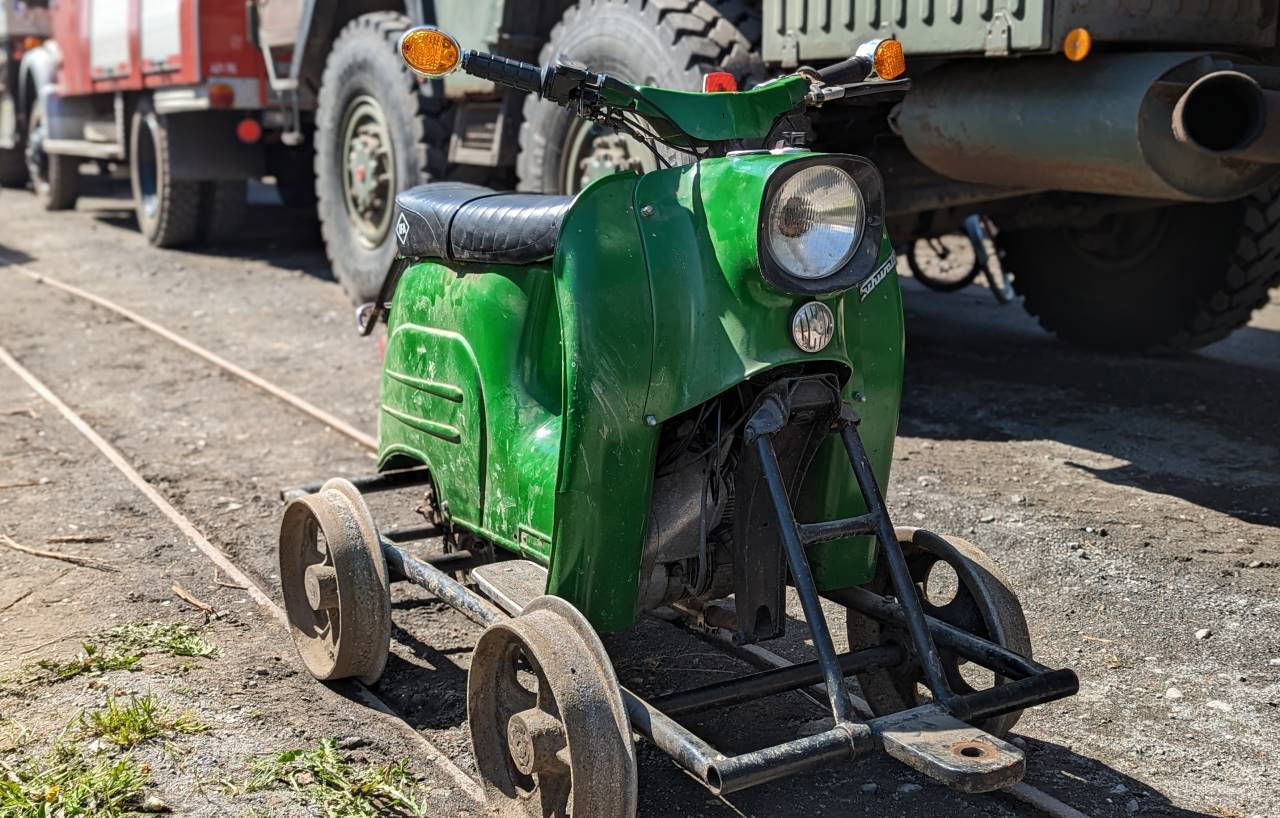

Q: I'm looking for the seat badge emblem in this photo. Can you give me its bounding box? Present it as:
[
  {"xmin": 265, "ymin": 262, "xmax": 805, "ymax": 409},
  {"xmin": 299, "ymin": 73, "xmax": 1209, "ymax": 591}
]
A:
[{"xmin": 395, "ymin": 212, "xmax": 411, "ymax": 246}]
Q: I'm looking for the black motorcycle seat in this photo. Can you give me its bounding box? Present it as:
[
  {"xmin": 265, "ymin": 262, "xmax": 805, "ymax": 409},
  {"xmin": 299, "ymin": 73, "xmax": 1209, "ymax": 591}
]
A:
[{"xmin": 393, "ymin": 182, "xmax": 573, "ymax": 265}]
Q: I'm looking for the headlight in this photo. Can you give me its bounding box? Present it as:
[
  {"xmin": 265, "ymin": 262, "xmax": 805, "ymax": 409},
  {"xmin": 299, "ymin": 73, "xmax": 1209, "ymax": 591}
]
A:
[
  {"xmin": 756, "ymin": 156, "xmax": 887, "ymax": 296},
  {"xmin": 765, "ymin": 165, "xmax": 864, "ymax": 280}
]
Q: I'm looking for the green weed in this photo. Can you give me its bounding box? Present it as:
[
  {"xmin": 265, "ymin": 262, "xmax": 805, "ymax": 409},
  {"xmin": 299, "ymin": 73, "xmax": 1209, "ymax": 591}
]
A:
[
  {"xmin": 106, "ymin": 621, "xmax": 219, "ymax": 658},
  {"xmin": 33, "ymin": 641, "xmax": 141, "ymax": 682},
  {"xmin": 236, "ymin": 740, "xmax": 430, "ymax": 817},
  {"xmin": 0, "ymin": 747, "xmax": 150, "ymax": 817},
  {"xmin": 77, "ymin": 693, "xmax": 208, "ymax": 749},
  {"xmin": 14, "ymin": 620, "xmax": 218, "ymax": 689}
]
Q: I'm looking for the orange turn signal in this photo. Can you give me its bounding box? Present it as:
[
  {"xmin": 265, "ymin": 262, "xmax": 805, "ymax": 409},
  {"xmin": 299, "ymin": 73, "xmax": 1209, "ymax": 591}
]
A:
[
  {"xmin": 400, "ymin": 27, "xmax": 462, "ymax": 78},
  {"xmin": 874, "ymin": 39, "xmax": 906, "ymax": 80},
  {"xmin": 1063, "ymin": 28, "xmax": 1092, "ymax": 62},
  {"xmin": 208, "ymin": 83, "xmax": 235, "ymax": 109}
]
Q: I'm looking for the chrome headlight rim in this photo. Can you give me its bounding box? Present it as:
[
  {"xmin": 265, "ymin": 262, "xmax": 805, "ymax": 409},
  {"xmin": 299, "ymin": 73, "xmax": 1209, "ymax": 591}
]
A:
[{"xmin": 756, "ymin": 155, "xmax": 887, "ymax": 296}]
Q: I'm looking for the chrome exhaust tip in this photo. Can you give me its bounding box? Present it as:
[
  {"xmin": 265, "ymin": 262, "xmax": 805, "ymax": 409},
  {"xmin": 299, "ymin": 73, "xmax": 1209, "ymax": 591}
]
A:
[{"xmin": 1172, "ymin": 70, "xmax": 1279, "ymax": 164}]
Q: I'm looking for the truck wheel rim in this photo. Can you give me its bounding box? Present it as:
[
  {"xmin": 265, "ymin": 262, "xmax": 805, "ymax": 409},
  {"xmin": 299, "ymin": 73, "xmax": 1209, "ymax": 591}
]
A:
[
  {"xmin": 1063, "ymin": 208, "xmax": 1169, "ymax": 270},
  {"xmin": 135, "ymin": 118, "xmax": 160, "ymax": 219},
  {"xmin": 340, "ymin": 95, "xmax": 396, "ymax": 248},
  {"xmin": 25, "ymin": 108, "xmax": 49, "ymax": 195}
]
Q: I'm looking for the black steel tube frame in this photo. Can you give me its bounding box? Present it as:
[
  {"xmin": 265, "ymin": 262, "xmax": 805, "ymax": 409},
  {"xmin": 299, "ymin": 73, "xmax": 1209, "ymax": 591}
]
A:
[
  {"xmin": 798, "ymin": 512, "xmax": 877, "ymax": 546},
  {"xmin": 837, "ymin": 420, "xmax": 961, "ymax": 713},
  {"xmin": 753, "ymin": 434, "xmax": 858, "ymax": 726},
  {"xmin": 383, "ymin": 524, "xmax": 444, "ymax": 543},
  {"xmin": 380, "ymin": 538, "xmax": 502, "ymax": 629},
  {"xmin": 368, "ymin": 413, "xmax": 1077, "ymax": 796},
  {"xmin": 651, "ymin": 645, "xmax": 902, "ymax": 717},
  {"xmin": 829, "ymin": 584, "xmax": 1080, "ymax": 716}
]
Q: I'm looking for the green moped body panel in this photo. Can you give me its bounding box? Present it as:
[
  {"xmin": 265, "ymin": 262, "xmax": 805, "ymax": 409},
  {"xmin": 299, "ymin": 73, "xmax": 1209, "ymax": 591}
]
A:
[
  {"xmin": 604, "ymin": 76, "xmax": 810, "ymax": 144},
  {"xmin": 380, "ymin": 153, "xmax": 904, "ymax": 633}
]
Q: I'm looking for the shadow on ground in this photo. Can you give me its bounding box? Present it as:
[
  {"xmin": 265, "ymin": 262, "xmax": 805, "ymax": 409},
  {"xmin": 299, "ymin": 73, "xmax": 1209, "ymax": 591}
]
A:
[
  {"xmin": 78, "ymin": 179, "xmax": 332, "ymax": 283},
  {"xmin": 897, "ymin": 278, "xmax": 1280, "ymax": 528}
]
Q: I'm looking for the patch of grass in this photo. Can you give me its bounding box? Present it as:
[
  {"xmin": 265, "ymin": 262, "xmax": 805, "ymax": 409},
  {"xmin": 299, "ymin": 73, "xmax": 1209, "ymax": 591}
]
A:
[
  {"xmin": 236, "ymin": 740, "xmax": 429, "ymax": 817},
  {"xmin": 77, "ymin": 693, "xmax": 208, "ymax": 749},
  {"xmin": 0, "ymin": 746, "xmax": 150, "ymax": 818},
  {"xmin": 12, "ymin": 620, "xmax": 218, "ymax": 690},
  {"xmin": 106, "ymin": 621, "xmax": 219, "ymax": 658},
  {"xmin": 33, "ymin": 641, "xmax": 142, "ymax": 682}
]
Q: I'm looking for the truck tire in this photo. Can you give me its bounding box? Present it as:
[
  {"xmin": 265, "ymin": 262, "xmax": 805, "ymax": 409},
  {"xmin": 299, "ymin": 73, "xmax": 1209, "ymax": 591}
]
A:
[
  {"xmin": 269, "ymin": 141, "xmax": 317, "ymax": 209},
  {"xmin": 1003, "ymin": 190, "xmax": 1280, "ymax": 353},
  {"xmin": 517, "ymin": 0, "xmax": 763, "ymax": 194},
  {"xmin": 198, "ymin": 180, "xmax": 246, "ymax": 244},
  {"xmin": 130, "ymin": 107, "xmax": 201, "ymax": 248},
  {"xmin": 314, "ymin": 12, "xmax": 450, "ymax": 304},
  {"xmin": 0, "ymin": 148, "xmax": 27, "ymax": 187},
  {"xmin": 26, "ymin": 102, "xmax": 78, "ymax": 210}
]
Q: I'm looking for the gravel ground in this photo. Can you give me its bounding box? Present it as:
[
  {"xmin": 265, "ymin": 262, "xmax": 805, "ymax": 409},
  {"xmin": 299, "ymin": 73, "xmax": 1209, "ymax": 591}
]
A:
[{"xmin": 0, "ymin": 185, "xmax": 1277, "ymax": 817}]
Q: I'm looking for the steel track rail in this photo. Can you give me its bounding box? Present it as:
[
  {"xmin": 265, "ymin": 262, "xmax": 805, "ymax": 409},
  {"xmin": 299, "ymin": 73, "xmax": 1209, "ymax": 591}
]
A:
[
  {"xmin": 0, "ymin": 260, "xmax": 1092, "ymax": 818},
  {"xmin": 2, "ymin": 256, "xmax": 376, "ymax": 451},
  {"xmin": 0, "ymin": 343, "xmax": 484, "ymax": 805}
]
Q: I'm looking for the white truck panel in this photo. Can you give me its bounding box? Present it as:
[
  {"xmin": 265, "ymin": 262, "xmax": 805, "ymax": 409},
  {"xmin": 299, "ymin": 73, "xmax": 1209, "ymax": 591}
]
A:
[
  {"xmin": 141, "ymin": 0, "xmax": 183, "ymax": 72},
  {"xmin": 90, "ymin": 0, "xmax": 131, "ymax": 78}
]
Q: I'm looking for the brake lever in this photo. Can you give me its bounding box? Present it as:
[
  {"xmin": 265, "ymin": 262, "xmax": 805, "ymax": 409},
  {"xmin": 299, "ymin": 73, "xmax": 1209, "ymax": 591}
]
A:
[{"xmin": 806, "ymin": 77, "xmax": 912, "ymax": 105}]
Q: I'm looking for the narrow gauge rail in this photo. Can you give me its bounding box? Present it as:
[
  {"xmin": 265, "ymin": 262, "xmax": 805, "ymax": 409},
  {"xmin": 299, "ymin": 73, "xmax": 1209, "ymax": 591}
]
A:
[{"xmin": 0, "ymin": 257, "xmax": 1090, "ymax": 818}]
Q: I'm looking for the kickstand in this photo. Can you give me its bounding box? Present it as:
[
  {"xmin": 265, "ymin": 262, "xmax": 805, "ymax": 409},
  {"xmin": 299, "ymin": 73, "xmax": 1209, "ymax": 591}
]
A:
[{"xmin": 963, "ymin": 214, "xmax": 1015, "ymax": 305}]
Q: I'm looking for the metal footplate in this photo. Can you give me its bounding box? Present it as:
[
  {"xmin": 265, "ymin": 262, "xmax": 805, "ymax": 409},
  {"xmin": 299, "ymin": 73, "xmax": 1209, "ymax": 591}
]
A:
[
  {"xmin": 872, "ymin": 704, "xmax": 1025, "ymax": 793},
  {"xmin": 472, "ymin": 560, "xmax": 548, "ymax": 615}
]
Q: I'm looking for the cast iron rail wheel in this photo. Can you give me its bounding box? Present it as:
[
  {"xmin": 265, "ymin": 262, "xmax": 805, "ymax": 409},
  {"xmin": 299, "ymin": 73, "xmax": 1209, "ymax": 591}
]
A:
[
  {"xmin": 469, "ymin": 595, "xmax": 638, "ymax": 817},
  {"xmin": 25, "ymin": 101, "xmax": 78, "ymax": 211},
  {"xmin": 1003, "ymin": 189, "xmax": 1280, "ymax": 352},
  {"xmin": 517, "ymin": 0, "xmax": 763, "ymax": 194},
  {"xmin": 847, "ymin": 528, "xmax": 1033, "ymax": 738},
  {"xmin": 130, "ymin": 105, "xmax": 202, "ymax": 247},
  {"xmin": 314, "ymin": 12, "xmax": 455, "ymax": 304},
  {"xmin": 279, "ymin": 478, "xmax": 391, "ymax": 685}
]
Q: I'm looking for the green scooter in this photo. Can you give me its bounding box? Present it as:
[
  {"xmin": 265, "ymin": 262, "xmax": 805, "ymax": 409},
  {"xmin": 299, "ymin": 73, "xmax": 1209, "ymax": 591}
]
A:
[{"xmin": 279, "ymin": 27, "xmax": 1078, "ymax": 815}]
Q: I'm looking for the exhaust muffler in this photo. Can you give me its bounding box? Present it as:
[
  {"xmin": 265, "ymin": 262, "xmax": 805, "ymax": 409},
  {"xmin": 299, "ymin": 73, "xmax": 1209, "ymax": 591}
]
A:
[{"xmin": 898, "ymin": 53, "xmax": 1280, "ymax": 202}]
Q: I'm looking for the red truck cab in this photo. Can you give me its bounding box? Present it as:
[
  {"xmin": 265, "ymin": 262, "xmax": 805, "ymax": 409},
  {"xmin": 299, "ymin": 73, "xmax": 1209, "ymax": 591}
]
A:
[{"xmin": 20, "ymin": 0, "xmax": 274, "ymax": 246}]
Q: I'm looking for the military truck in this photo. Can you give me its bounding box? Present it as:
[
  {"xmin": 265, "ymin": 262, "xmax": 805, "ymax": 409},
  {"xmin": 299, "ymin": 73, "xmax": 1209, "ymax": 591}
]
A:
[{"xmin": 238, "ymin": 2, "xmax": 1280, "ymax": 351}]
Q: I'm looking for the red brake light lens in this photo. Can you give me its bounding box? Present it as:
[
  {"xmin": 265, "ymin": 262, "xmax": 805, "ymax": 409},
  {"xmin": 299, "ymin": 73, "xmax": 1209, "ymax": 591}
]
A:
[{"xmin": 702, "ymin": 72, "xmax": 738, "ymax": 93}]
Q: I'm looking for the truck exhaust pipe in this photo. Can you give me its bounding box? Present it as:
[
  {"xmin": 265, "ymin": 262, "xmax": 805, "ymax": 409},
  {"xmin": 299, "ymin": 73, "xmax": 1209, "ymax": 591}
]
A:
[
  {"xmin": 1173, "ymin": 70, "xmax": 1280, "ymax": 165},
  {"xmin": 898, "ymin": 53, "xmax": 1280, "ymax": 202}
]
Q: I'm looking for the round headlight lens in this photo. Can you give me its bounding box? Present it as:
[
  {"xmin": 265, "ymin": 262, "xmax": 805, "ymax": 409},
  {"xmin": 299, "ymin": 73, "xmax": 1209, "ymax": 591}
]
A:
[{"xmin": 766, "ymin": 166, "xmax": 863, "ymax": 280}]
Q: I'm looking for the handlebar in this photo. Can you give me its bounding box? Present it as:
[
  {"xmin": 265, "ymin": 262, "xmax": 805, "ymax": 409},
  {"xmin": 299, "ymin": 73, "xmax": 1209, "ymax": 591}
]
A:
[
  {"xmin": 816, "ymin": 55, "xmax": 873, "ymax": 86},
  {"xmin": 461, "ymin": 51, "xmax": 545, "ymax": 96}
]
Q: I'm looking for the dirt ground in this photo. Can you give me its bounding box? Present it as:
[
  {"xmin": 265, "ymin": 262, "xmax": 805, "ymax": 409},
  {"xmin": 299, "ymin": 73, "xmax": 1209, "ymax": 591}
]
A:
[{"xmin": 0, "ymin": 184, "xmax": 1277, "ymax": 818}]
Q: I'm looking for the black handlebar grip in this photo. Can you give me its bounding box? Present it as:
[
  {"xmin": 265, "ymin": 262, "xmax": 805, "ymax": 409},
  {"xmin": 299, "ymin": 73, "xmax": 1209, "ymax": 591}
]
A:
[
  {"xmin": 817, "ymin": 55, "xmax": 872, "ymax": 86},
  {"xmin": 461, "ymin": 51, "xmax": 544, "ymax": 96}
]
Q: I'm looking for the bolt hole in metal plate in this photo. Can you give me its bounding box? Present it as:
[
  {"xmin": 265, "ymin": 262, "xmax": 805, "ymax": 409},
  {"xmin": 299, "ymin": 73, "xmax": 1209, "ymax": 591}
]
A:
[
  {"xmin": 874, "ymin": 704, "xmax": 1024, "ymax": 793},
  {"xmin": 278, "ymin": 478, "xmax": 391, "ymax": 685}
]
